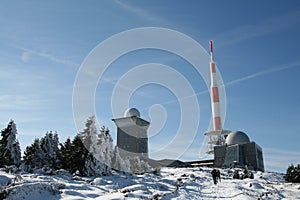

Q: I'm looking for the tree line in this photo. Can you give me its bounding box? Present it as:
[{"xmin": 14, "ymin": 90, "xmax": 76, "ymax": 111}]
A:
[{"xmin": 0, "ymin": 117, "xmax": 151, "ymax": 176}]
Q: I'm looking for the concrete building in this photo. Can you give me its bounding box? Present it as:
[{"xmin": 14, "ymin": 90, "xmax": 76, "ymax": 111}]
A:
[
  {"xmin": 112, "ymin": 108, "xmax": 150, "ymax": 158},
  {"xmin": 214, "ymin": 131, "xmax": 264, "ymax": 171}
]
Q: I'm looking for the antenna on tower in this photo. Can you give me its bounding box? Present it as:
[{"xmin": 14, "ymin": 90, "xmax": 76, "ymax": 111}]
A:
[
  {"xmin": 204, "ymin": 40, "xmax": 230, "ymax": 154},
  {"xmin": 210, "ymin": 40, "xmax": 214, "ymax": 61}
]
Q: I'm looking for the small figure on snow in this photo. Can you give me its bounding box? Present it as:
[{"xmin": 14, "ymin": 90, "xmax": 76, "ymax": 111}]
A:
[{"xmin": 211, "ymin": 169, "xmax": 221, "ymax": 185}]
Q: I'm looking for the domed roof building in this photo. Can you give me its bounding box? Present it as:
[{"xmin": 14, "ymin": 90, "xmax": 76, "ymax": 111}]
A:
[
  {"xmin": 112, "ymin": 108, "xmax": 150, "ymax": 158},
  {"xmin": 214, "ymin": 130, "xmax": 264, "ymax": 171}
]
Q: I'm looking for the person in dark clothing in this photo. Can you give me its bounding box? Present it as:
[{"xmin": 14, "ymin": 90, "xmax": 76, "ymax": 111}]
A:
[
  {"xmin": 211, "ymin": 169, "xmax": 221, "ymax": 185},
  {"xmin": 216, "ymin": 169, "xmax": 221, "ymax": 182}
]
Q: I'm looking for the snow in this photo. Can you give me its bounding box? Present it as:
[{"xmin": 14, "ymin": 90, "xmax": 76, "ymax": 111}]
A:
[
  {"xmin": 1, "ymin": 167, "xmax": 300, "ymax": 199},
  {"xmin": 0, "ymin": 175, "xmax": 12, "ymax": 186}
]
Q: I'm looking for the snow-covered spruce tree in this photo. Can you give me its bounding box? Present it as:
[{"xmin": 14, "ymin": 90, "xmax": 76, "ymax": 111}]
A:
[
  {"xmin": 94, "ymin": 126, "xmax": 114, "ymax": 173},
  {"xmin": 80, "ymin": 116, "xmax": 114, "ymax": 176},
  {"xmin": 23, "ymin": 138, "xmax": 44, "ymax": 169},
  {"xmin": 69, "ymin": 134, "xmax": 89, "ymax": 175},
  {"xmin": 284, "ymin": 164, "xmax": 300, "ymax": 183},
  {"xmin": 129, "ymin": 156, "xmax": 153, "ymax": 174},
  {"xmin": 80, "ymin": 116, "xmax": 95, "ymax": 150},
  {"xmin": 40, "ymin": 131, "xmax": 62, "ymax": 169},
  {"xmin": 111, "ymin": 146, "xmax": 131, "ymax": 173},
  {"xmin": 84, "ymin": 153, "xmax": 107, "ymax": 176},
  {"xmin": 60, "ymin": 137, "xmax": 73, "ymax": 171},
  {"xmin": 0, "ymin": 120, "xmax": 21, "ymax": 167}
]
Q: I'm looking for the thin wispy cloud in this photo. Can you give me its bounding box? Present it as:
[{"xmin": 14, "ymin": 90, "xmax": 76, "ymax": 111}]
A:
[
  {"xmin": 101, "ymin": 76, "xmax": 152, "ymax": 99},
  {"xmin": 0, "ymin": 94, "xmax": 48, "ymax": 110},
  {"xmin": 14, "ymin": 46, "xmax": 79, "ymax": 67},
  {"xmin": 217, "ymin": 10, "xmax": 300, "ymax": 47},
  {"xmin": 113, "ymin": 0, "xmax": 163, "ymax": 23},
  {"xmin": 223, "ymin": 61, "xmax": 300, "ymax": 87}
]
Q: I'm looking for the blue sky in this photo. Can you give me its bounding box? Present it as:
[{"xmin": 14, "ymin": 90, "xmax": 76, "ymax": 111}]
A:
[{"xmin": 1, "ymin": 0, "xmax": 300, "ymax": 172}]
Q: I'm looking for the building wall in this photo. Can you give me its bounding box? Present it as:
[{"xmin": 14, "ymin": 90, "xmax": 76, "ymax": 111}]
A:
[
  {"xmin": 223, "ymin": 144, "xmax": 246, "ymax": 167},
  {"xmin": 256, "ymin": 147, "xmax": 264, "ymax": 171},
  {"xmin": 117, "ymin": 127, "xmax": 148, "ymax": 154},
  {"xmin": 244, "ymin": 142, "xmax": 264, "ymax": 171},
  {"xmin": 113, "ymin": 116, "xmax": 150, "ymax": 158},
  {"xmin": 244, "ymin": 142, "xmax": 257, "ymax": 170},
  {"xmin": 214, "ymin": 142, "xmax": 264, "ymax": 171},
  {"xmin": 214, "ymin": 145, "xmax": 226, "ymax": 167}
]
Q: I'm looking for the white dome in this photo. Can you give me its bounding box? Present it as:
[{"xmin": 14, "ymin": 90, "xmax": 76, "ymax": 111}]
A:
[
  {"xmin": 124, "ymin": 108, "xmax": 140, "ymax": 117},
  {"xmin": 225, "ymin": 131, "xmax": 250, "ymax": 145}
]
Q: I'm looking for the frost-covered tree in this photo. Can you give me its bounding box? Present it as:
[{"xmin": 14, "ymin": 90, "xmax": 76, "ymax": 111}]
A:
[
  {"xmin": 80, "ymin": 116, "xmax": 114, "ymax": 176},
  {"xmin": 40, "ymin": 131, "xmax": 62, "ymax": 169},
  {"xmin": 23, "ymin": 138, "xmax": 44, "ymax": 169},
  {"xmin": 84, "ymin": 154, "xmax": 107, "ymax": 176},
  {"xmin": 93, "ymin": 126, "xmax": 114, "ymax": 172},
  {"xmin": 80, "ymin": 116, "xmax": 96, "ymax": 151},
  {"xmin": 129, "ymin": 156, "xmax": 153, "ymax": 174},
  {"xmin": 0, "ymin": 120, "xmax": 21, "ymax": 167},
  {"xmin": 111, "ymin": 146, "xmax": 131, "ymax": 173},
  {"xmin": 23, "ymin": 132, "xmax": 62, "ymax": 170},
  {"xmin": 111, "ymin": 147, "xmax": 152, "ymax": 174}
]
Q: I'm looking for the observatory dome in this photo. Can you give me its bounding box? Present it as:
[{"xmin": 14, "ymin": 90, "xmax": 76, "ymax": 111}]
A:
[
  {"xmin": 124, "ymin": 108, "xmax": 140, "ymax": 118},
  {"xmin": 225, "ymin": 131, "xmax": 250, "ymax": 146}
]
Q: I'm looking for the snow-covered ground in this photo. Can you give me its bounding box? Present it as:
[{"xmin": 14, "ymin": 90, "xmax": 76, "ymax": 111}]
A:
[{"xmin": 1, "ymin": 167, "xmax": 299, "ymax": 199}]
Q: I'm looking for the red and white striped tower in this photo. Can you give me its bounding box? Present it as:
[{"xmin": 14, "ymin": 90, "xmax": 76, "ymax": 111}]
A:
[{"xmin": 209, "ymin": 40, "xmax": 222, "ymax": 131}]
